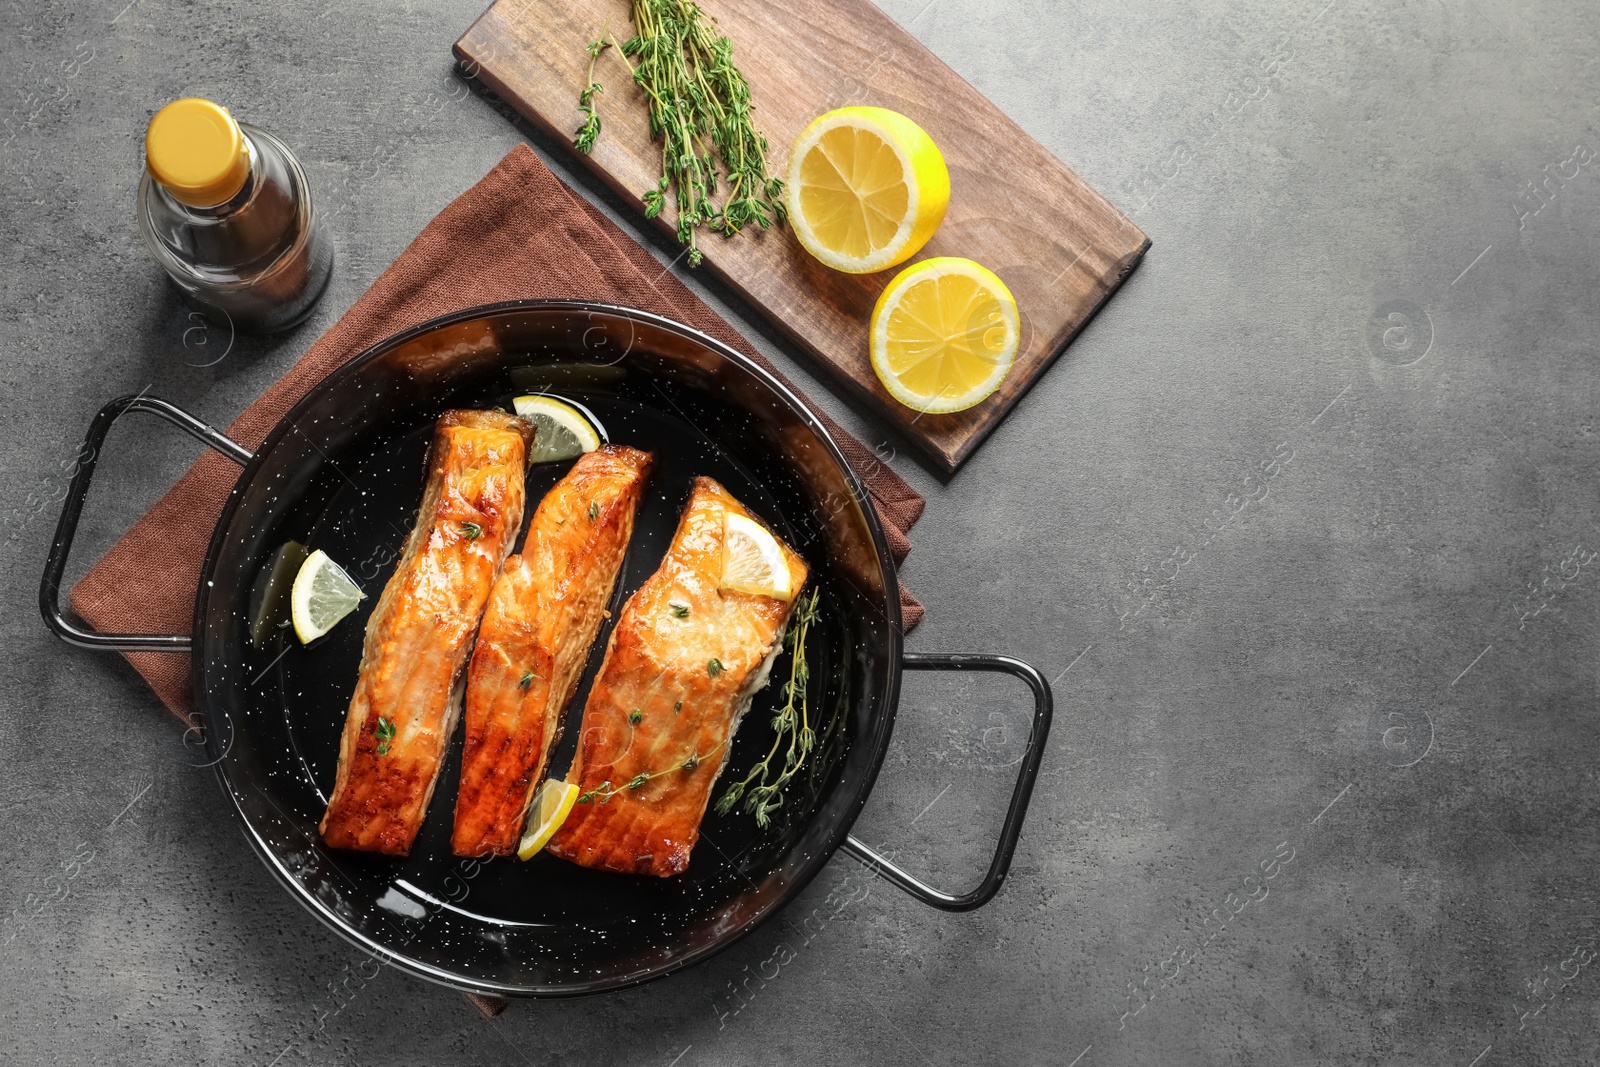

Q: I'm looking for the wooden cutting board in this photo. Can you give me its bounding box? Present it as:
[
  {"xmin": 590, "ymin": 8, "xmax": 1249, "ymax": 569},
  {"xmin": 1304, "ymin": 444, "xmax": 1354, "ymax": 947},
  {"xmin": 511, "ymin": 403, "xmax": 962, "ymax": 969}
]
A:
[{"xmin": 454, "ymin": 0, "xmax": 1149, "ymax": 474}]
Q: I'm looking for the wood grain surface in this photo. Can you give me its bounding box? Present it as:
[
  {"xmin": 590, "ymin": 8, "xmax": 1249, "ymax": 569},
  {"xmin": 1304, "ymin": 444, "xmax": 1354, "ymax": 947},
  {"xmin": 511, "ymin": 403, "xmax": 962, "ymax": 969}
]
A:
[{"xmin": 454, "ymin": 0, "xmax": 1149, "ymax": 473}]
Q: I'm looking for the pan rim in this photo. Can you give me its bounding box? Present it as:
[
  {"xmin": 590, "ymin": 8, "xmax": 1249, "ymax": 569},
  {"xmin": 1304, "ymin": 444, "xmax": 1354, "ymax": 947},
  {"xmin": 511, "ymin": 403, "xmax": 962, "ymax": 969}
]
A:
[{"xmin": 190, "ymin": 299, "xmax": 907, "ymax": 997}]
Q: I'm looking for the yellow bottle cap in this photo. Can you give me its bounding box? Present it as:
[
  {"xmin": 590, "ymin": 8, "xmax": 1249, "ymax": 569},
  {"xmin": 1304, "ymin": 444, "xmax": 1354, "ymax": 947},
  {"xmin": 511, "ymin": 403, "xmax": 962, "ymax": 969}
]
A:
[{"xmin": 145, "ymin": 98, "xmax": 251, "ymax": 207}]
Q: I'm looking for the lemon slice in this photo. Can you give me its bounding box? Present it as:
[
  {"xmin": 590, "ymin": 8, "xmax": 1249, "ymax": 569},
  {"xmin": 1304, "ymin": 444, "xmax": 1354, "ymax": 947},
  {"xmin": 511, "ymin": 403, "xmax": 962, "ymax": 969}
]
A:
[
  {"xmin": 290, "ymin": 549, "xmax": 365, "ymax": 643},
  {"xmin": 870, "ymin": 257, "xmax": 1020, "ymax": 414},
  {"xmin": 517, "ymin": 779, "xmax": 580, "ymax": 860},
  {"xmin": 786, "ymin": 106, "xmax": 950, "ymax": 274},
  {"xmin": 720, "ymin": 512, "xmax": 793, "ymax": 600},
  {"xmin": 512, "ymin": 395, "xmax": 603, "ymax": 463}
]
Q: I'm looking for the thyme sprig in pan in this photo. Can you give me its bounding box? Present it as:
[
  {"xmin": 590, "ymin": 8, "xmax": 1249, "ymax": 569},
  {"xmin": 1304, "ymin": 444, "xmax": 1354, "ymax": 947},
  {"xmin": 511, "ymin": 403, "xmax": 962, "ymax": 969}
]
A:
[
  {"xmin": 574, "ymin": 0, "xmax": 786, "ymax": 266},
  {"xmin": 715, "ymin": 587, "xmax": 822, "ymax": 827},
  {"xmin": 576, "ymin": 739, "xmax": 728, "ymax": 805}
]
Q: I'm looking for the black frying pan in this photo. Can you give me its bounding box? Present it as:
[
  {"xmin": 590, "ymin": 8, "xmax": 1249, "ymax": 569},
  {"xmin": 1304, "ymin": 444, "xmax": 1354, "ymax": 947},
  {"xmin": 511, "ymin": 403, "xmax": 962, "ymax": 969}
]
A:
[{"xmin": 41, "ymin": 301, "xmax": 1052, "ymax": 997}]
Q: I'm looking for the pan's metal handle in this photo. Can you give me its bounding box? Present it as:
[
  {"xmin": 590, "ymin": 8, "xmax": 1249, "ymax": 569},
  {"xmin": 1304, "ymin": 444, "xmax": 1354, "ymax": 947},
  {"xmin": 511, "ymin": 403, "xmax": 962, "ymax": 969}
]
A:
[
  {"xmin": 39, "ymin": 394, "xmax": 254, "ymax": 653},
  {"xmin": 841, "ymin": 652, "xmax": 1053, "ymax": 912}
]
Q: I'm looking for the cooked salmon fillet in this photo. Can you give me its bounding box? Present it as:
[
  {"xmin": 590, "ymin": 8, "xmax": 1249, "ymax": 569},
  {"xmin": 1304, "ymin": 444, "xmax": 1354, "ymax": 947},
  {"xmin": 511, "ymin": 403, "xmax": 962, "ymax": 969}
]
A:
[
  {"xmin": 319, "ymin": 409, "xmax": 534, "ymax": 855},
  {"xmin": 546, "ymin": 477, "xmax": 808, "ymax": 877},
  {"xmin": 452, "ymin": 445, "xmax": 654, "ymax": 858}
]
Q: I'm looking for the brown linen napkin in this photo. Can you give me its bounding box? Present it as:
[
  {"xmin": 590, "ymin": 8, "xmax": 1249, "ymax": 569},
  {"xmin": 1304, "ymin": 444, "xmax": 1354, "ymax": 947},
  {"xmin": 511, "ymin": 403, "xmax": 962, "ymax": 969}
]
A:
[{"xmin": 71, "ymin": 142, "xmax": 924, "ymax": 723}]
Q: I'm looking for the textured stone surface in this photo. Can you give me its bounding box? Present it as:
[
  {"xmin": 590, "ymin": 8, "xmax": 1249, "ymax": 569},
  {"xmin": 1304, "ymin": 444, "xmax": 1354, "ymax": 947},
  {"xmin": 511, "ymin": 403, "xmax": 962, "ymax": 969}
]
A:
[{"xmin": 4, "ymin": 0, "xmax": 1599, "ymax": 1063}]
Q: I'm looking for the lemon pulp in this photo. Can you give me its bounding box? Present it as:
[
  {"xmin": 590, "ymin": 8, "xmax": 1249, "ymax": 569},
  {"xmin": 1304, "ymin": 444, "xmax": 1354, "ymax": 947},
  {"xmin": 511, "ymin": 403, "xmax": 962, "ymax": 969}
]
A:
[{"xmin": 798, "ymin": 125, "xmax": 911, "ymax": 259}]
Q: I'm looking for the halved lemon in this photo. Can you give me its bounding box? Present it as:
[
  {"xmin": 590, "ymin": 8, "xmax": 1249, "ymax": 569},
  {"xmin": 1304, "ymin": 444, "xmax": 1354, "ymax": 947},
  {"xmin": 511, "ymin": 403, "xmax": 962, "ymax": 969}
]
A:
[
  {"xmin": 720, "ymin": 512, "xmax": 793, "ymax": 600},
  {"xmin": 870, "ymin": 257, "xmax": 1020, "ymax": 414},
  {"xmin": 512, "ymin": 395, "xmax": 603, "ymax": 463},
  {"xmin": 517, "ymin": 779, "xmax": 580, "ymax": 860},
  {"xmin": 290, "ymin": 549, "xmax": 365, "ymax": 643},
  {"xmin": 786, "ymin": 106, "xmax": 950, "ymax": 274}
]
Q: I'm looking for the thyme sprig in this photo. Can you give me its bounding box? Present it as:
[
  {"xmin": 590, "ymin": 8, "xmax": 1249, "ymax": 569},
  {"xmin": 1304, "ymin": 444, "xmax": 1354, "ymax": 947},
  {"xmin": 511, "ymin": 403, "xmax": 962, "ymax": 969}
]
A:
[
  {"xmin": 573, "ymin": 0, "xmax": 786, "ymax": 266},
  {"xmin": 574, "ymin": 31, "xmax": 610, "ymax": 153},
  {"xmin": 576, "ymin": 738, "xmax": 727, "ymax": 805},
  {"xmin": 715, "ymin": 587, "xmax": 821, "ymax": 827}
]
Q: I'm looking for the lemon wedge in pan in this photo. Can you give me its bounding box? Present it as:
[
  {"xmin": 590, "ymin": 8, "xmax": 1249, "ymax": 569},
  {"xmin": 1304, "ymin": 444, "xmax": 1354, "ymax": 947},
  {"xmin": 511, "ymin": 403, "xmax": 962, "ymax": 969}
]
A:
[
  {"xmin": 720, "ymin": 512, "xmax": 793, "ymax": 601},
  {"xmin": 513, "ymin": 395, "xmax": 603, "ymax": 463},
  {"xmin": 290, "ymin": 549, "xmax": 365, "ymax": 644},
  {"xmin": 517, "ymin": 779, "xmax": 581, "ymax": 860}
]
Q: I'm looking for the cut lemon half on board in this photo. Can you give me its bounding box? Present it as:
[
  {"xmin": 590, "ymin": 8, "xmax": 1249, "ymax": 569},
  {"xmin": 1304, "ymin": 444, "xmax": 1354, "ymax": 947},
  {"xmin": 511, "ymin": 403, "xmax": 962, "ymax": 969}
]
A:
[
  {"xmin": 512, "ymin": 395, "xmax": 603, "ymax": 463},
  {"xmin": 870, "ymin": 257, "xmax": 1020, "ymax": 414},
  {"xmin": 720, "ymin": 512, "xmax": 793, "ymax": 600},
  {"xmin": 786, "ymin": 106, "xmax": 950, "ymax": 274},
  {"xmin": 517, "ymin": 779, "xmax": 581, "ymax": 860},
  {"xmin": 290, "ymin": 550, "xmax": 365, "ymax": 643}
]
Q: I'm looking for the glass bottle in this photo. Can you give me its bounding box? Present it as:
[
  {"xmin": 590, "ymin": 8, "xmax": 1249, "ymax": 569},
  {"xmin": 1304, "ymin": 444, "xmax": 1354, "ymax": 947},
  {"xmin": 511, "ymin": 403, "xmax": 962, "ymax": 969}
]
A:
[{"xmin": 138, "ymin": 98, "xmax": 332, "ymax": 333}]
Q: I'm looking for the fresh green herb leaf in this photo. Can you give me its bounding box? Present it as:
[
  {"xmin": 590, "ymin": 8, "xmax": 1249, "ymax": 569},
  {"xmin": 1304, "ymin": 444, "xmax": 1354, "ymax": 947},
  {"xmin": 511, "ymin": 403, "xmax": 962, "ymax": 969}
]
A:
[
  {"xmin": 460, "ymin": 521, "xmax": 483, "ymax": 541},
  {"xmin": 629, "ymin": 709, "xmax": 643, "ymax": 725},
  {"xmin": 642, "ymin": 180, "xmax": 666, "ymax": 219},
  {"xmin": 518, "ymin": 670, "xmax": 535, "ymax": 691},
  {"xmin": 577, "ymin": 780, "xmax": 613, "ymax": 805},
  {"xmin": 374, "ymin": 716, "xmax": 397, "ymax": 756},
  {"xmin": 670, "ymin": 602, "xmax": 690, "ymax": 618},
  {"xmin": 707, "ymin": 657, "xmax": 724, "ymax": 677}
]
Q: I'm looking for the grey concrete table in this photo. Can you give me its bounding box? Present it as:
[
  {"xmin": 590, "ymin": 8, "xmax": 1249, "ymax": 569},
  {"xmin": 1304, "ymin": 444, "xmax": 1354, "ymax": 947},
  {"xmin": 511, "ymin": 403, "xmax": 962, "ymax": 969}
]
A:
[{"xmin": 3, "ymin": 0, "xmax": 1597, "ymax": 1063}]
